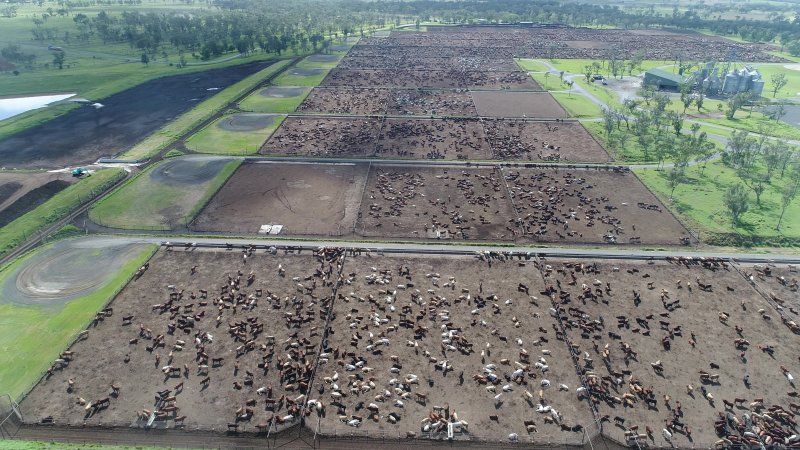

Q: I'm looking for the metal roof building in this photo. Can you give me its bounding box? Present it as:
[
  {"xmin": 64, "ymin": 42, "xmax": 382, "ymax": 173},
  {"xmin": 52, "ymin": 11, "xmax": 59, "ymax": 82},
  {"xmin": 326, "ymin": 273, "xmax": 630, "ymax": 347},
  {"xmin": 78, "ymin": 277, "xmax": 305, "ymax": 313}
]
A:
[{"xmin": 643, "ymin": 69, "xmax": 686, "ymax": 90}]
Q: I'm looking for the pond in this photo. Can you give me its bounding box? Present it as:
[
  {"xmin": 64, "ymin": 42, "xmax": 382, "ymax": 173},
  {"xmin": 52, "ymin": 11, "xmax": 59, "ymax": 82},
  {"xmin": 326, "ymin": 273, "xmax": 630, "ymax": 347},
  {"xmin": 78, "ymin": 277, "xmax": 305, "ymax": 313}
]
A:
[{"xmin": 0, "ymin": 93, "xmax": 75, "ymax": 121}]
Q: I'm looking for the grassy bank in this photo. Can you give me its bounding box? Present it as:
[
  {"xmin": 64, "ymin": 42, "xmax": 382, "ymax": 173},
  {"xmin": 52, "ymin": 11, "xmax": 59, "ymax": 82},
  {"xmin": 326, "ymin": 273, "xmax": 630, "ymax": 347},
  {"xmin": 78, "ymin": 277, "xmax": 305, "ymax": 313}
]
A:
[
  {"xmin": 118, "ymin": 59, "xmax": 291, "ymax": 160},
  {"xmin": 89, "ymin": 159, "xmax": 240, "ymax": 230},
  {"xmin": 636, "ymin": 161, "xmax": 800, "ymax": 246},
  {"xmin": 0, "ymin": 168, "xmax": 125, "ymax": 257},
  {"xmin": 0, "ymin": 242, "xmax": 157, "ymax": 400},
  {"xmin": 239, "ymin": 87, "xmax": 311, "ymax": 113},
  {"xmin": 185, "ymin": 114, "xmax": 285, "ymax": 155}
]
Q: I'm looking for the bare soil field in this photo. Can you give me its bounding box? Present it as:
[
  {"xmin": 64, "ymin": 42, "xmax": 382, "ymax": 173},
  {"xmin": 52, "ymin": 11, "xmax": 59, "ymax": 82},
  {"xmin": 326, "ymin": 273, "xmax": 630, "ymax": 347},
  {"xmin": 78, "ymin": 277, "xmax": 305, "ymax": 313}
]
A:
[
  {"xmin": 472, "ymin": 92, "xmax": 567, "ymax": 119},
  {"xmin": 0, "ymin": 60, "xmax": 275, "ymax": 168},
  {"xmin": 297, "ymin": 88, "xmax": 390, "ymax": 115},
  {"xmin": 746, "ymin": 264, "xmax": 800, "ymax": 321},
  {"xmin": 387, "ymin": 90, "xmax": 477, "ymax": 117},
  {"xmin": 506, "ymin": 168, "xmax": 691, "ymax": 245},
  {"xmin": 316, "ymin": 253, "xmax": 594, "ymax": 444},
  {"xmin": 482, "ymin": 120, "xmax": 609, "ymax": 162},
  {"xmin": 542, "ymin": 258, "xmax": 800, "ymax": 448},
  {"xmin": 261, "ymin": 117, "xmax": 381, "ymax": 157},
  {"xmin": 355, "ymin": 166, "xmax": 517, "ymax": 241},
  {"xmin": 411, "ymin": 26, "xmax": 784, "ymax": 62},
  {"xmin": 375, "ymin": 118, "xmax": 491, "ymax": 160},
  {"xmin": 20, "ymin": 248, "xmax": 341, "ymax": 434},
  {"xmin": 322, "ymin": 69, "xmax": 466, "ymax": 89},
  {"xmin": 0, "ymin": 171, "xmax": 76, "ymax": 227},
  {"xmin": 321, "ymin": 69, "xmax": 539, "ymax": 91},
  {"xmin": 192, "ymin": 162, "xmax": 367, "ymax": 236}
]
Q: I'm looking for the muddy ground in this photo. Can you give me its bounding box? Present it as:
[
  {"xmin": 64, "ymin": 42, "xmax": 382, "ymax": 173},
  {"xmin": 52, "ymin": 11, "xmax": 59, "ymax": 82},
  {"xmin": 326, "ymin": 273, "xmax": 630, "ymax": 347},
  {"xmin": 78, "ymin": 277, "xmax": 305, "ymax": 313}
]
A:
[
  {"xmin": 261, "ymin": 117, "xmax": 382, "ymax": 157},
  {"xmin": 20, "ymin": 249, "xmax": 339, "ymax": 434},
  {"xmin": 0, "ymin": 171, "xmax": 76, "ymax": 227},
  {"xmin": 316, "ymin": 253, "xmax": 593, "ymax": 444},
  {"xmin": 297, "ymin": 88, "xmax": 390, "ymax": 116},
  {"xmin": 355, "ymin": 166, "xmax": 518, "ymax": 241},
  {"xmin": 483, "ymin": 120, "xmax": 609, "ymax": 162},
  {"xmin": 387, "ymin": 89, "xmax": 477, "ymax": 117},
  {"xmin": 374, "ymin": 118, "xmax": 491, "ymax": 160},
  {"xmin": 0, "ymin": 60, "xmax": 275, "ymax": 168},
  {"xmin": 321, "ymin": 69, "xmax": 540, "ymax": 91},
  {"xmin": 507, "ymin": 168, "xmax": 691, "ymax": 245},
  {"xmin": 192, "ymin": 162, "xmax": 367, "ymax": 236},
  {"xmin": 541, "ymin": 258, "xmax": 800, "ymax": 448},
  {"xmin": 472, "ymin": 92, "xmax": 567, "ymax": 119}
]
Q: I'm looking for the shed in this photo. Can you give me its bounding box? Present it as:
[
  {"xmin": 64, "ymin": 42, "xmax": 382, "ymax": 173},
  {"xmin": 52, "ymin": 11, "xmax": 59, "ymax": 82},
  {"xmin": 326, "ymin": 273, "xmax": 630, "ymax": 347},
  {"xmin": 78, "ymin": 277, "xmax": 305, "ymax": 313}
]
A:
[{"xmin": 643, "ymin": 69, "xmax": 686, "ymax": 91}]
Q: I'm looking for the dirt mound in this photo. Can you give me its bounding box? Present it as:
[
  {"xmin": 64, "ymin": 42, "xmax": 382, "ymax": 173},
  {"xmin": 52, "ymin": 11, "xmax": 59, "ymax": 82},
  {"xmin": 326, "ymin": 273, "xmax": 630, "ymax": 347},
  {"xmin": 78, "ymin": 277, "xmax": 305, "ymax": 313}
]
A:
[
  {"xmin": 149, "ymin": 156, "xmax": 230, "ymax": 186},
  {"xmin": 290, "ymin": 68, "xmax": 324, "ymax": 76},
  {"xmin": 217, "ymin": 113, "xmax": 276, "ymax": 132},
  {"xmin": 307, "ymin": 54, "xmax": 339, "ymax": 63},
  {"xmin": 259, "ymin": 86, "xmax": 305, "ymax": 98},
  {"xmin": 1, "ymin": 238, "xmax": 146, "ymax": 306},
  {"xmin": 0, "ymin": 181, "xmax": 22, "ymax": 204},
  {"xmin": 0, "ymin": 179, "xmax": 71, "ymax": 228}
]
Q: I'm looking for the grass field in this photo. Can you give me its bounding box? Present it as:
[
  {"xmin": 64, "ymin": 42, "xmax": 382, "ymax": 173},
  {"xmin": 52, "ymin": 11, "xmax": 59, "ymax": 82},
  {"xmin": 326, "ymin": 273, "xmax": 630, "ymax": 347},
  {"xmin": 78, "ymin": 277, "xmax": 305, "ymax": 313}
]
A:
[
  {"xmin": 119, "ymin": 60, "xmax": 290, "ymax": 160},
  {"xmin": 550, "ymin": 92, "xmax": 604, "ymax": 118},
  {"xmin": 517, "ymin": 58, "xmax": 674, "ymax": 76},
  {"xmin": 185, "ymin": 114, "xmax": 285, "ymax": 155},
  {"xmin": 89, "ymin": 159, "xmax": 240, "ymax": 230},
  {"xmin": 636, "ymin": 160, "xmax": 800, "ymax": 245},
  {"xmin": 0, "ymin": 168, "xmax": 125, "ymax": 258},
  {"xmin": 702, "ymin": 109, "xmax": 800, "ymax": 140},
  {"xmin": 750, "ymin": 63, "xmax": 800, "ymax": 99},
  {"xmin": 272, "ymin": 55, "xmax": 331, "ymax": 86},
  {"xmin": 0, "ymin": 242, "xmax": 156, "ymax": 400},
  {"xmin": 239, "ymin": 87, "xmax": 311, "ymax": 113}
]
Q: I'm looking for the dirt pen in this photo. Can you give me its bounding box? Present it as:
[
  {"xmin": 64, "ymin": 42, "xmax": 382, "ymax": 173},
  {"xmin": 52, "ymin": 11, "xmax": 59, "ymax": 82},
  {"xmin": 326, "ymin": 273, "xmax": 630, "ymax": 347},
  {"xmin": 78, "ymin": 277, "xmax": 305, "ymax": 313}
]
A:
[
  {"xmin": 187, "ymin": 163, "xmax": 686, "ymax": 246},
  {"xmin": 12, "ymin": 246, "xmax": 799, "ymax": 449},
  {"xmin": 192, "ymin": 162, "xmax": 367, "ymax": 236},
  {"xmin": 261, "ymin": 117, "xmax": 382, "ymax": 157}
]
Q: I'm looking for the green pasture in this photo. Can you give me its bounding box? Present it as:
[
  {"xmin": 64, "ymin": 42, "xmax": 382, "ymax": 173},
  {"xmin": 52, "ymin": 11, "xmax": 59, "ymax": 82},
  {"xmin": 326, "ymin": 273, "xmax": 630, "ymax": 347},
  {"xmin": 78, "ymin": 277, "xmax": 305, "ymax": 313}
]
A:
[
  {"xmin": 185, "ymin": 114, "xmax": 285, "ymax": 155},
  {"xmin": 550, "ymin": 92, "xmax": 604, "ymax": 118},
  {"xmin": 119, "ymin": 60, "xmax": 290, "ymax": 160},
  {"xmin": 89, "ymin": 159, "xmax": 240, "ymax": 230},
  {"xmin": 636, "ymin": 161, "xmax": 800, "ymax": 244},
  {"xmin": 0, "ymin": 168, "xmax": 125, "ymax": 258},
  {"xmin": 272, "ymin": 59, "xmax": 330, "ymax": 87},
  {"xmin": 0, "ymin": 242, "xmax": 156, "ymax": 400},
  {"xmin": 239, "ymin": 86, "xmax": 311, "ymax": 113},
  {"xmin": 747, "ymin": 63, "xmax": 800, "ymax": 99},
  {"xmin": 517, "ymin": 58, "xmax": 673, "ymax": 77},
  {"xmin": 296, "ymin": 55, "xmax": 343, "ymax": 70},
  {"xmin": 701, "ymin": 109, "xmax": 800, "ymax": 140}
]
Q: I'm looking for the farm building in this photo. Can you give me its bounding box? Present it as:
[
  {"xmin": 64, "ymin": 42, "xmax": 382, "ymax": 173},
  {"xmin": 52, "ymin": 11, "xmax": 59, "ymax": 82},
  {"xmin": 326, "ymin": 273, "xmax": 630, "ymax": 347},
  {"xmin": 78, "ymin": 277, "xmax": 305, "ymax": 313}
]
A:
[{"xmin": 643, "ymin": 68, "xmax": 686, "ymax": 91}]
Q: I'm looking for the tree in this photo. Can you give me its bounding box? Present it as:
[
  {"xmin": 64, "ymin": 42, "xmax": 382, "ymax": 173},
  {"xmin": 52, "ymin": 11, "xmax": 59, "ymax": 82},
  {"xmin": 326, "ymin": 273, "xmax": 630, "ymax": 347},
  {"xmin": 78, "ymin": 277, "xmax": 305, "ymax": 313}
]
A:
[
  {"xmin": 667, "ymin": 166, "xmax": 685, "ymax": 200},
  {"xmin": 726, "ymin": 92, "xmax": 752, "ymax": 119},
  {"xmin": 583, "ymin": 64, "xmax": 593, "ymax": 83},
  {"xmin": 724, "ymin": 183, "xmax": 750, "ymax": 226},
  {"xmin": 695, "ymin": 93, "xmax": 704, "ymax": 112},
  {"xmin": 52, "ymin": 50, "xmax": 65, "ymax": 69},
  {"xmin": 602, "ymin": 108, "xmax": 617, "ymax": 138},
  {"xmin": 140, "ymin": 53, "xmax": 149, "ymax": 66},
  {"xmin": 771, "ymin": 72, "xmax": 788, "ymax": 98},
  {"xmin": 669, "ymin": 111, "xmax": 684, "ymax": 136},
  {"xmin": 777, "ymin": 183, "xmax": 797, "ymax": 231},
  {"xmin": 679, "ymin": 82, "xmax": 693, "ymax": 114}
]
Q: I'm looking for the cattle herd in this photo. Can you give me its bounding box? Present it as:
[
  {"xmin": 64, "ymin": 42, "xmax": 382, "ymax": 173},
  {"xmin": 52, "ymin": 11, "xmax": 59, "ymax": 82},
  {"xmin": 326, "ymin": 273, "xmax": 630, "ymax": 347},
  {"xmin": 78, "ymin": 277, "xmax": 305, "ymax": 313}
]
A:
[
  {"xmin": 15, "ymin": 25, "xmax": 799, "ymax": 449},
  {"xmin": 19, "ymin": 246, "xmax": 800, "ymax": 448}
]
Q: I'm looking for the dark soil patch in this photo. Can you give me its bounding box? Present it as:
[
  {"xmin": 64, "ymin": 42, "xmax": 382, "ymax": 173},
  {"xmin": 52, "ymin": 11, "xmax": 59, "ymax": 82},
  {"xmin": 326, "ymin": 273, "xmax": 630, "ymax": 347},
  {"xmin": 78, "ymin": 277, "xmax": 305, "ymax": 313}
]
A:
[
  {"xmin": 216, "ymin": 113, "xmax": 276, "ymax": 132},
  {"xmin": 259, "ymin": 86, "xmax": 305, "ymax": 98},
  {"xmin": 290, "ymin": 68, "xmax": 324, "ymax": 76},
  {"xmin": 0, "ymin": 181, "xmax": 22, "ymax": 204},
  {"xmin": 148, "ymin": 157, "xmax": 230, "ymax": 186},
  {"xmin": 307, "ymin": 54, "xmax": 339, "ymax": 63},
  {"xmin": 0, "ymin": 179, "xmax": 71, "ymax": 227},
  {"xmin": 0, "ymin": 60, "xmax": 275, "ymax": 169},
  {"xmin": 472, "ymin": 91, "xmax": 567, "ymax": 118},
  {"xmin": 193, "ymin": 162, "xmax": 367, "ymax": 235}
]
